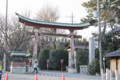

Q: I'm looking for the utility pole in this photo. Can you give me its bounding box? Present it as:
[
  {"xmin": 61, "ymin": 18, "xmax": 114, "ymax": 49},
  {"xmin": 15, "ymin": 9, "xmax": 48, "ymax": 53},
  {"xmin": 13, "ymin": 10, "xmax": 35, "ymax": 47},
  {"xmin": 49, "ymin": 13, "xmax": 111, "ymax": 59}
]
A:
[
  {"xmin": 66, "ymin": 12, "xmax": 75, "ymax": 24},
  {"xmin": 97, "ymin": 0, "xmax": 103, "ymax": 74},
  {"xmin": 4, "ymin": 0, "xmax": 8, "ymax": 71},
  {"xmin": 71, "ymin": 12, "xmax": 74, "ymax": 24}
]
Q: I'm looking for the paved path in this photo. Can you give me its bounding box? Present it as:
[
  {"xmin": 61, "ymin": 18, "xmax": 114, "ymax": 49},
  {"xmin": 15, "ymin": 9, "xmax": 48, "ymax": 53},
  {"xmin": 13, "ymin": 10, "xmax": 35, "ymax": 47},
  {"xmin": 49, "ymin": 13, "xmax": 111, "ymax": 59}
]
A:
[{"xmin": 2, "ymin": 70, "xmax": 101, "ymax": 80}]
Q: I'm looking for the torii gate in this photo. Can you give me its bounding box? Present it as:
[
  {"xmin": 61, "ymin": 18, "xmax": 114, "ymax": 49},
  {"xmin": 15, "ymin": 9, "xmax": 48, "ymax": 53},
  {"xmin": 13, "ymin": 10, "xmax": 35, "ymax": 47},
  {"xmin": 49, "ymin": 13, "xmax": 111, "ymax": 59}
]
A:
[{"xmin": 16, "ymin": 13, "xmax": 92, "ymax": 73}]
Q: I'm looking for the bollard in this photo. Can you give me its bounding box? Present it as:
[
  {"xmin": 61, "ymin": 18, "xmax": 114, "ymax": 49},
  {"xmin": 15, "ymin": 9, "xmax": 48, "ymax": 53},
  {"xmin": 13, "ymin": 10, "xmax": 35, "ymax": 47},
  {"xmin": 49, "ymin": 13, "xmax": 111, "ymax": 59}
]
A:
[
  {"xmin": 29, "ymin": 60, "xmax": 32, "ymax": 72},
  {"xmin": 47, "ymin": 59, "xmax": 49, "ymax": 70},
  {"xmin": 61, "ymin": 59, "xmax": 64, "ymax": 71}
]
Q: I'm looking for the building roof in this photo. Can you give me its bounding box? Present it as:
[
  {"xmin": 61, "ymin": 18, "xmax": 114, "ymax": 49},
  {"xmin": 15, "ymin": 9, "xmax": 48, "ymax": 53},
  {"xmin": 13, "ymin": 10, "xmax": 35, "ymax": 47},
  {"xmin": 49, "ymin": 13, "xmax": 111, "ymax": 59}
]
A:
[
  {"xmin": 105, "ymin": 50, "xmax": 120, "ymax": 58},
  {"xmin": 113, "ymin": 27, "xmax": 120, "ymax": 33},
  {"xmin": 11, "ymin": 51, "xmax": 31, "ymax": 57},
  {"xmin": 16, "ymin": 13, "xmax": 92, "ymax": 30}
]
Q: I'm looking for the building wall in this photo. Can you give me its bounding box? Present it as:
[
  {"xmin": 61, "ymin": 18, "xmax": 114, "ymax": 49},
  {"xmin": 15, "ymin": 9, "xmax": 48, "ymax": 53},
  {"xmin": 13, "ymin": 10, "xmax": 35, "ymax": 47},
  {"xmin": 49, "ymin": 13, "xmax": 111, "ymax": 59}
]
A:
[
  {"xmin": 118, "ymin": 59, "xmax": 120, "ymax": 75},
  {"xmin": 110, "ymin": 58, "xmax": 120, "ymax": 76},
  {"xmin": 110, "ymin": 59, "xmax": 116, "ymax": 76}
]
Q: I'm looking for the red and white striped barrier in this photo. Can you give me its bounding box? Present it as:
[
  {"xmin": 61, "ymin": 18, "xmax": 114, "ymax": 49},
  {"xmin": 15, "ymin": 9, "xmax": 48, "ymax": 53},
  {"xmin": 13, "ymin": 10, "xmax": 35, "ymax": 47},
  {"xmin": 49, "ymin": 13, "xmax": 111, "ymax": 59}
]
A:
[{"xmin": 39, "ymin": 74, "xmax": 61, "ymax": 77}]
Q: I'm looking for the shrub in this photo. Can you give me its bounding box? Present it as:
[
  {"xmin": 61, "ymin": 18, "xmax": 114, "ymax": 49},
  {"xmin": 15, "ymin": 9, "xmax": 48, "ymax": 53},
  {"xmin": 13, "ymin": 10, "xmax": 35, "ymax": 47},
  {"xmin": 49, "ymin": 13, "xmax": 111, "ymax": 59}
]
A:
[
  {"xmin": 88, "ymin": 59, "xmax": 100, "ymax": 75},
  {"xmin": 56, "ymin": 42, "xmax": 69, "ymax": 50},
  {"xmin": 38, "ymin": 49, "xmax": 50, "ymax": 70},
  {"xmin": 49, "ymin": 49, "xmax": 68, "ymax": 70},
  {"xmin": 76, "ymin": 49, "xmax": 88, "ymax": 72}
]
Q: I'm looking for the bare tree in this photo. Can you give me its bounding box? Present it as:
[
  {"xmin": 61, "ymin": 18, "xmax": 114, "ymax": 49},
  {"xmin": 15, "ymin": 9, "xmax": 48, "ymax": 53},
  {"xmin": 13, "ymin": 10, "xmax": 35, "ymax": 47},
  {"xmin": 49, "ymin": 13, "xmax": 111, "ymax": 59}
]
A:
[
  {"xmin": 36, "ymin": 5, "xmax": 59, "ymax": 22},
  {"xmin": 36, "ymin": 5, "xmax": 60, "ymax": 33},
  {"xmin": 6, "ymin": 19, "xmax": 32, "ymax": 51},
  {"xmin": 0, "ymin": 12, "xmax": 33, "ymax": 60},
  {"xmin": 35, "ymin": 5, "xmax": 60, "ymax": 49}
]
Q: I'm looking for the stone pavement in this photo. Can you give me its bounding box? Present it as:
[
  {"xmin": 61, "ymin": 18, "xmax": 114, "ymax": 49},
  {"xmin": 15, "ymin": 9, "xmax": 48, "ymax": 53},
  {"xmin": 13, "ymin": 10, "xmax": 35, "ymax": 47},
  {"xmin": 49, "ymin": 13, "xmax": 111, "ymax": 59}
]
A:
[{"xmin": 2, "ymin": 70, "xmax": 101, "ymax": 80}]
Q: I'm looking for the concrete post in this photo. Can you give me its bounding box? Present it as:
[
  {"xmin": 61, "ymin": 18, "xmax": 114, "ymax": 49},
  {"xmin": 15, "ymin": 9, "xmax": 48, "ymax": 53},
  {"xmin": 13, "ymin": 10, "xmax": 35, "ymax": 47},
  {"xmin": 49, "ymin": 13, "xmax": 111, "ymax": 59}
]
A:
[
  {"xmin": 110, "ymin": 70, "xmax": 113, "ymax": 80},
  {"xmin": 4, "ymin": 0, "xmax": 8, "ymax": 72},
  {"xmin": 89, "ymin": 37, "xmax": 95, "ymax": 64},
  {"xmin": 101, "ymin": 69, "xmax": 104, "ymax": 80},
  {"xmin": 106, "ymin": 68, "xmax": 110, "ymax": 80},
  {"xmin": 97, "ymin": 0, "xmax": 103, "ymax": 74},
  {"xmin": 115, "ymin": 70, "xmax": 119, "ymax": 80}
]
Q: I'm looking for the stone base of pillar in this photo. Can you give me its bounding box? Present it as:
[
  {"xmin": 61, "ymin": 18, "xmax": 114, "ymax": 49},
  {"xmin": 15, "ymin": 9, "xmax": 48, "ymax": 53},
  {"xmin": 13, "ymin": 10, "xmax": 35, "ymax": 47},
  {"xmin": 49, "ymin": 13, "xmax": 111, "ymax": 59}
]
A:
[{"xmin": 68, "ymin": 67, "xmax": 77, "ymax": 73}]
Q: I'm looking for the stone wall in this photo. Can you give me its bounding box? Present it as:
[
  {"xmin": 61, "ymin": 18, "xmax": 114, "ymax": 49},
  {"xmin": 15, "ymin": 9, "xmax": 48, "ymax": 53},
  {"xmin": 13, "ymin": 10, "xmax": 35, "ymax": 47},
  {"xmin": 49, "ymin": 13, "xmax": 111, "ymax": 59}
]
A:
[{"xmin": 10, "ymin": 62, "xmax": 26, "ymax": 73}]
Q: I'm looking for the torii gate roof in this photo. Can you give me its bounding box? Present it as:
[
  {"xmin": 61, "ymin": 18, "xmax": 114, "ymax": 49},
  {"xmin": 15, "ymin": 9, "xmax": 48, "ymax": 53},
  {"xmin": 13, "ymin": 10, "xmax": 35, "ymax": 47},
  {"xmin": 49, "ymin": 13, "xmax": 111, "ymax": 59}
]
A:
[{"xmin": 16, "ymin": 13, "xmax": 91, "ymax": 30}]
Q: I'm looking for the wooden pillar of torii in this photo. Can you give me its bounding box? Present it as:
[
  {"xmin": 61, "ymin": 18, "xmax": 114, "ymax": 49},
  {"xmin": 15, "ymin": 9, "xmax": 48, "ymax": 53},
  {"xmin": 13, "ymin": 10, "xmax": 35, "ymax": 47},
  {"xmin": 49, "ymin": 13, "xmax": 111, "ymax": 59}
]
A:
[
  {"xmin": 32, "ymin": 29, "xmax": 39, "ymax": 59},
  {"xmin": 69, "ymin": 29, "xmax": 75, "ymax": 68},
  {"xmin": 16, "ymin": 13, "xmax": 92, "ymax": 73}
]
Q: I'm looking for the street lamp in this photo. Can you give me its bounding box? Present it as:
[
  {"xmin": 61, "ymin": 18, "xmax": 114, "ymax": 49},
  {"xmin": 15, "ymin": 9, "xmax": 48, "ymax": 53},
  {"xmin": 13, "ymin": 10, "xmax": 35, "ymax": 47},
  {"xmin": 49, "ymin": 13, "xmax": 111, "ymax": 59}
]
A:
[{"xmin": 4, "ymin": 0, "xmax": 8, "ymax": 71}]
